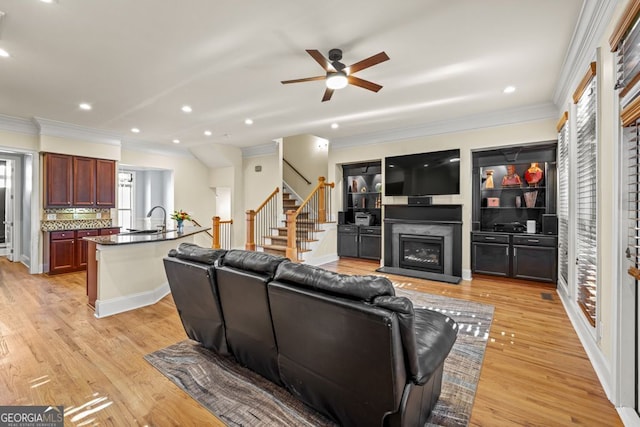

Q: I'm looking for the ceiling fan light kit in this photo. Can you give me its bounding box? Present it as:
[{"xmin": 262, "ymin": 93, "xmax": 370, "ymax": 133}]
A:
[{"xmin": 282, "ymin": 48, "xmax": 389, "ymax": 102}]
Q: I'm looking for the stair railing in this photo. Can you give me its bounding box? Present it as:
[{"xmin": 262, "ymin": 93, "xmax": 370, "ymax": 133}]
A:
[
  {"xmin": 246, "ymin": 187, "xmax": 280, "ymax": 250},
  {"xmin": 212, "ymin": 216, "xmax": 233, "ymax": 249},
  {"xmin": 286, "ymin": 176, "xmax": 334, "ymax": 261}
]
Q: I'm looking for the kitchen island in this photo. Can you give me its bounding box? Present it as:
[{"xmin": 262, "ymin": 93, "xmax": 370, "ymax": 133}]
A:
[{"xmin": 85, "ymin": 226, "xmax": 210, "ymax": 318}]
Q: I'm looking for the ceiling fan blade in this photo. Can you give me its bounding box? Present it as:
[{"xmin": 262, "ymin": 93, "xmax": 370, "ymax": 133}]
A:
[
  {"xmin": 348, "ymin": 75, "xmax": 383, "ymax": 92},
  {"xmin": 306, "ymin": 49, "xmax": 335, "ymax": 72},
  {"xmin": 347, "ymin": 52, "xmax": 390, "ymax": 74},
  {"xmin": 321, "ymin": 88, "xmax": 334, "ymax": 102},
  {"xmin": 281, "ymin": 76, "xmax": 326, "ymax": 84}
]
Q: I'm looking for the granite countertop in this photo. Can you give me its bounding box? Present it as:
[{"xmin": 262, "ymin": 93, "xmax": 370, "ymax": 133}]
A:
[{"xmin": 83, "ymin": 226, "xmax": 210, "ymax": 245}]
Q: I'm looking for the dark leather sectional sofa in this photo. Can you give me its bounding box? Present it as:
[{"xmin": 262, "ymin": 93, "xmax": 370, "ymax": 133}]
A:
[{"xmin": 163, "ymin": 243, "xmax": 459, "ymax": 427}]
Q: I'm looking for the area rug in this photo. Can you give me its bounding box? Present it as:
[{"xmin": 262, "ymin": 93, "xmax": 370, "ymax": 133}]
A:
[{"xmin": 145, "ymin": 288, "xmax": 493, "ymax": 427}]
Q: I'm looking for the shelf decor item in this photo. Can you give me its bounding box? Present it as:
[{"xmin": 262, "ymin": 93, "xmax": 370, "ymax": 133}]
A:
[
  {"xmin": 524, "ymin": 162, "xmax": 543, "ymax": 186},
  {"xmin": 487, "ymin": 197, "xmax": 500, "ymax": 207},
  {"xmin": 361, "ymin": 187, "xmax": 367, "ymax": 193},
  {"xmin": 501, "ymin": 165, "xmax": 522, "ymax": 187},
  {"xmin": 484, "ymin": 169, "xmax": 495, "ymax": 189},
  {"xmin": 351, "ymin": 179, "xmax": 358, "ymax": 193},
  {"xmin": 523, "ymin": 191, "xmax": 538, "ymax": 208}
]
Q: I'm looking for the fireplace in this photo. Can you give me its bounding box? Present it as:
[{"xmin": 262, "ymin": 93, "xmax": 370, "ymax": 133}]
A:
[
  {"xmin": 377, "ymin": 204, "xmax": 463, "ymax": 284},
  {"xmin": 399, "ymin": 234, "xmax": 444, "ymax": 274}
]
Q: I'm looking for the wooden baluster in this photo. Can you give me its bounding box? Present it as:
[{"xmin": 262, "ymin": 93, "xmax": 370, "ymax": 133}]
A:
[
  {"xmin": 245, "ymin": 210, "xmax": 256, "ymax": 251},
  {"xmin": 285, "ymin": 209, "xmax": 298, "ymax": 261},
  {"xmin": 212, "ymin": 216, "xmax": 221, "ymax": 249}
]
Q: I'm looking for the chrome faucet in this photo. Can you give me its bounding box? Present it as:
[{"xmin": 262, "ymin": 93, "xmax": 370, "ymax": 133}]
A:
[{"xmin": 146, "ymin": 205, "xmax": 166, "ymax": 232}]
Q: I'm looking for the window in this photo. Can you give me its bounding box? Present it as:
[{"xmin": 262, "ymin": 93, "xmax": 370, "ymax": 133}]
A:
[
  {"xmin": 557, "ymin": 112, "xmax": 570, "ymax": 285},
  {"xmin": 573, "ymin": 64, "xmax": 597, "ymax": 327},
  {"xmin": 118, "ymin": 171, "xmax": 134, "ymax": 231}
]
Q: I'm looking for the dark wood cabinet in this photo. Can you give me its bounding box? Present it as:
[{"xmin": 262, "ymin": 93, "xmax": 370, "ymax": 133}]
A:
[
  {"xmin": 45, "ymin": 153, "xmax": 73, "ymax": 207},
  {"xmin": 358, "ymin": 226, "xmax": 381, "ymax": 260},
  {"xmin": 96, "ymin": 159, "xmax": 116, "ymax": 207},
  {"xmin": 471, "ymin": 144, "xmax": 558, "ymax": 283},
  {"xmin": 342, "ymin": 161, "xmax": 382, "ymax": 226},
  {"xmin": 100, "ymin": 227, "xmax": 120, "ymax": 236},
  {"xmin": 49, "ymin": 230, "xmax": 76, "ymax": 274},
  {"xmin": 337, "ymin": 225, "xmax": 359, "ymax": 257},
  {"xmin": 75, "ymin": 229, "xmax": 99, "ymax": 269},
  {"xmin": 44, "ymin": 153, "xmax": 116, "ymax": 208},
  {"xmin": 73, "ymin": 157, "xmax": 96, "ymax": 206}
]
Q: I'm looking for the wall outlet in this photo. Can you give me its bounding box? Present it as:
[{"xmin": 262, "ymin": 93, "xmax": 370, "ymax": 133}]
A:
[
  {"xmin": 47, "ymin": 213, "xmax": 56, "ymax": 220},
  {"xmin": 96, "ymin": 212, "xmax": 102, "ymax": 219}
]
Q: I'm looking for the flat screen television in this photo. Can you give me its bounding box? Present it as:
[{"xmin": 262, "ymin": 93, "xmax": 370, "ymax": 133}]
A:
[{"xmin": 385, "ymin": 149, "xmax": 460, "ymax": 196}]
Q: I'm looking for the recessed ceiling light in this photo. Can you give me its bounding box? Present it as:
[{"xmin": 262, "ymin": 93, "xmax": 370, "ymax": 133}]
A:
[
  {"xmin": 244, "ymin": 118, "xmax": 253, "ymax": 125},
  {"xmin": 0, "ymin": 49, "xmax": 9, "ymax": 58},
  {"xmin": 79, "ymin": 103, "xmax": 92, "ymax": 111},
  {"xmin": 331, "ymin": 123, "xmax": 339, "ymax": 129},
  {"xmin": 204, "ymin": 130, "xmax": 212, "ymax": 136},
  {"xmin": 40, "ymin": 0, "xmax": 55, "ymax": 3},
  {"xmin": 503, "ymin": 86, "xmax": 516, "ymax": 94},
  {"xmin": 172, "ymin": 139, "xmax": 180, "ymax": 144},
  {"xmin": 131, "ymin": 128, "xmax": 140, "ymax": 133},
  {"xmin": 181, "ymin": 105, "xmax": 192, "ymax": 113}
]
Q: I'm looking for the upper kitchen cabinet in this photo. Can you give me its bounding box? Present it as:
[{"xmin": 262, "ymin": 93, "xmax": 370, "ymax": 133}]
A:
[
  {"xmin": 45, "ymin": 153, "xmax": 73, "ymax": 207},
  {"xmin": 44, "ymin": 153, "xmax": 116, "ymax": 208},
  {"xmin": 73, "ymin": 157, "xmax": 96, "ymax": 206},
  {"xmin": 95, "ymin": 159, "xmax": 116, "ymax": 207}
]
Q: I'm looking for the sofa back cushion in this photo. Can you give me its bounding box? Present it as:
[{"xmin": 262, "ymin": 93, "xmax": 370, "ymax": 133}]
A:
[
  {"xmin": 214, "ymin": 250, "xmax": 287, "ymax": 385},
  {"xmin": 163, "ymin": 256, "xmax": 229, "ymax": 355},
  {"xmin": 171, "ymin": 242, "xmax": 227, "ymax": 265},
  {"xmin": 273, "ymin": 261, "xmax": 395, "ymax": 302},
  {"xmin": 268, "ymin": 281, "xmax": 406, "ymax": 426}
]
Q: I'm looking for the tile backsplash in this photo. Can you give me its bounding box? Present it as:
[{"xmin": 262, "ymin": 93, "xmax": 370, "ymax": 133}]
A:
[{"xmin": 41, "ymin": 208, "xmax": 114, "ymax": 231}]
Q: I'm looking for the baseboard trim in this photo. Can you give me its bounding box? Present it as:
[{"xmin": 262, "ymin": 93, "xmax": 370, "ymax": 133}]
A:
[
  {"xmin": 558, "ymin": 288, "xmax": 613, "ymax": 401},
  {"xmin": 462, "ymin": 269, "xmax": 472, "ymax": 281},
  {"xmin": 618, "ymin": 407, "xmax": 640, "ymax": 426},
  {"xmin": 95, "ymin": 282, "xmax": 170, "ymax": 318}
]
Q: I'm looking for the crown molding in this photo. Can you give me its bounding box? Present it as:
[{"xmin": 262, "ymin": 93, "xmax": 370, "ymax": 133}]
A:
[
  {"xmin": 33, "ymin": 117, "xmax": 122, "ymax": 146},
  {"xmin": 241, "ymin": 141, "xmax": 278, "ymax": 158},
  {"xmin": 0, "ymin": 113, "xmax": 38, "ymax": 135},
  {"xmin": 553, "ymin": 0, "xmax": 619, "ymax": 106},
  {"xmin": 330, "ymin": 102, "xmax": 557, "ymax": 150}
]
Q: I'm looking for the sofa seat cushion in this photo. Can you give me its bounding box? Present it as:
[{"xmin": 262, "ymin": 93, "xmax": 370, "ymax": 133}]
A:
[
  {"xmin": 169, "ymin": 243, "xmax": 226, "ymax": 265},
  {"xmin": 274, "ymin": 261, "xmax": 395, "ymax": 302},
  {"xmin": 220, "ymin": 249, "xmax": 287, "ymax": 278},
  {"xmin": 375, "ymin": 296, "xmax": 458, "ymax": 384}
]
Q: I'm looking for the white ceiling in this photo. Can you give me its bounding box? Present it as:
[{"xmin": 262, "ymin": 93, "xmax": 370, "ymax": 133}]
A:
[{"xmin": 0, "ymin": 0, "xmax": 585, "ymax": 166}]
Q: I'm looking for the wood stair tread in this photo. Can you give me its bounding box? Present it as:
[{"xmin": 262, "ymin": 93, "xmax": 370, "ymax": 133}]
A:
[{"xmin": 262, "ymin": 244, "xmax": 311, "ymax": 253}]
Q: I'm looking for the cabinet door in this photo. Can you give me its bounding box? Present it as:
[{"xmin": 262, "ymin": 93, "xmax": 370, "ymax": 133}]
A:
[
  {"xmin": 96, "ymin": 159, "xmax": 116, "ymax": 207},
  {"xmin": 76, "ymin": 230, "xmax": 99, "ymax": 269},
  {"xmin": 359, "ymin": 234, "xmax": 381, "ymax": 260},
  {"xmin": 338, "ymin": 232, "xmax": 358, "ymax": 257},
  {"xmin": 50, "ymin": 238, "xmax": 75, "ymax": 274},
  {"xmin": 73, "ymin": 157, "xmax": 96, "ymax": 206},
  {"xmin": 513, "ymin": 245, "xmax": 557, "ymax": 282},
  {"xmin": 45, "ymin": 153, "xmax": 73, "ymax": 207},
  {"xmin": 100, "ymin": 227, "xmax": 120, "ymax": 236},
  {"xmin": 472, "ymin": 242, "xmax": 510, "ymax": 276}
]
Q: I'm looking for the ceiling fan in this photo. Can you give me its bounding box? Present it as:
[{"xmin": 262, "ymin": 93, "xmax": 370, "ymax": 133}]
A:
[{"xmin": 281, "ymin": 48, "xmax": 390, "ymax": 102}]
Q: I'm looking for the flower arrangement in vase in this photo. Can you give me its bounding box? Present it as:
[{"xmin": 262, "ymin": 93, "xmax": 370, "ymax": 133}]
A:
[{"xmin": 171, "ymin": 210, "xmax": 191, "ymax": 232}]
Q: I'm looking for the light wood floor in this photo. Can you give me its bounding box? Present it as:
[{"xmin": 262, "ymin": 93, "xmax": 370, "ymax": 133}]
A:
[{"xmin": 0, "ymin": 257, "xmax": 622, "ymax": 426}]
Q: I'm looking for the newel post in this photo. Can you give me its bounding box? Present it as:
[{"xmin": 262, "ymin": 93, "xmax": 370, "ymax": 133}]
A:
[
  {"xmin": 245, "ymin": 210, "xmax": 256, "ymax": 251},
  {"xmin": 285, "ymin": 209, "xmax": 298, "ymax": 261},
  {"xmin": 212, "ymin": 216, "xmax": 221, "ymax": 249},
  {"xmin": 318, "ymin": 176, "xmax": 326, "ymax": 224}
]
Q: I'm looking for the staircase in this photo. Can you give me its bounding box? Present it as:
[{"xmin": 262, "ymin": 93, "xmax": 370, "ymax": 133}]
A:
[
  {"xmin": 262, "ymin": 191, "xmax": 317, "ymax": 260},
  {"xmin": 246, "ymin": 177, "xmax": 335, "ymax": 262}
]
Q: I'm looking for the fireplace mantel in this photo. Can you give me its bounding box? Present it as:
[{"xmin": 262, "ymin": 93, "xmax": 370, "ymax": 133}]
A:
[{"xmin": 377, "ymin": 204, "xmax": 463, "ymax": 284}]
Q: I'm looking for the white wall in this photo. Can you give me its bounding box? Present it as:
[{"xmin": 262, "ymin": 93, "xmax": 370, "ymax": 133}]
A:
[{"xmin": 283, "ymin": 134, "xmax": 329, "ymax": 199}]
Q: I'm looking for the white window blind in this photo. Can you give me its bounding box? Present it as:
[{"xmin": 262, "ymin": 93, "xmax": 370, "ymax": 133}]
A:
[
  {"xmin": 557, "ymin": 114, "xmax": 570, "ymax": 284},
  {"xmin": 625, "ymin": 119, "xmax": 640, "ymax": 274},
  {"xmin": 575, "ymin": 75, "xmax": 597, "ymax": 327}
]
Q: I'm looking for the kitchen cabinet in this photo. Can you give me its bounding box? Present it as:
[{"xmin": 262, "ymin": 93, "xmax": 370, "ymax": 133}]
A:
[
  {"xmin": 45, "ymin": 153, "xmax": 73, "ymax": 207},
  {"xmin": 73, "ymin": 157, "xmax": 96, "ymax": 206},
  {"xmin": 44, "ymin": 153, "xmax": 116, "ymax": 208},
  {"xmin": 76, "ymin": 229, "xmax": 99, "ymax": 269},
  {"xmin": 337, "ymin": 225, "xmax": 358, "ymax": 258},
  {"xmin": 472, "ymin": 233, "xmax": 510, "ymax": 277},
  {"xmin": 49, "ymin": 230, "xmax": 76, "ymax": 274},
  {"xmin": 512, "ymin": 235, "xmax": 557, "ymax": 282},
  {"xmin": 96, "ymin": 159, "xmax": 116, "ymax": 207},
  {"xmin": 100, "ymin": 227, "xmax": 120, "ymax": 236}
]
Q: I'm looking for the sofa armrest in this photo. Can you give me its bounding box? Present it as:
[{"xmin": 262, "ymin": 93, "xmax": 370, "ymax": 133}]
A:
[{"xmin": 375, "ymin": 296, "xmax": 458, "ymax": 385}]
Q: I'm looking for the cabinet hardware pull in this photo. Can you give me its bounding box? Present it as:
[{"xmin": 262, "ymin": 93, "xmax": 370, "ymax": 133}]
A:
[
  {"xmin": 505, "ymin": 247, "xmax": 509, "ymax": 256},
  {"xmin": 514, "ymin": 247, "xmax": 517, "ymax": 257},
  {"xmin": 485, "ymin": 236, "xmax": 496, "ymax": 240},
  {"xmin": 528, "ymin": 239, "xmax": 539, "ymax": 243}
]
